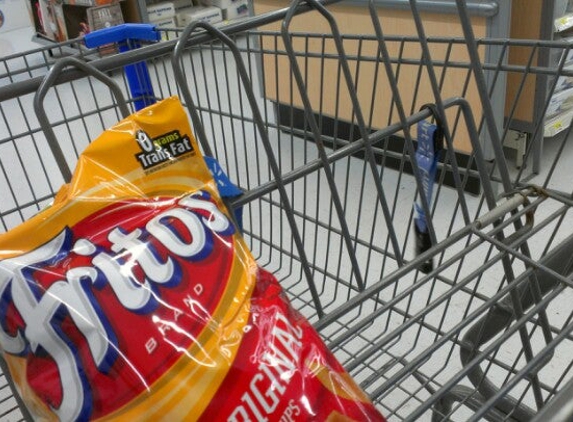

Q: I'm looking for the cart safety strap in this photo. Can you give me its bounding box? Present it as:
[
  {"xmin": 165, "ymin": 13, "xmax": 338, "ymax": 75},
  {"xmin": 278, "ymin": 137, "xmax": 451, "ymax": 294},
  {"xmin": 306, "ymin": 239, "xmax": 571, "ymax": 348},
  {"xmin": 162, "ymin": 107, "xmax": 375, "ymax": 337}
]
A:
[
  {"xmin": 204, "ymin": 156, "xmax": 244, "ymax": 230},
  {"xmin": 413, "ymin": 104, "xmax": 443, "ymax": 273}
]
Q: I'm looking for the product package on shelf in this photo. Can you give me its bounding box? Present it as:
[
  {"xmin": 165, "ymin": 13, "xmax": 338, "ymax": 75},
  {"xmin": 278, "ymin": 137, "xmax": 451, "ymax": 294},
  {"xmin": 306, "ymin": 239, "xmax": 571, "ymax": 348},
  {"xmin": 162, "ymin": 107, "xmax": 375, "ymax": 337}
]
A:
[
  {"xmin": 146, "ymin": 1, "xmax": 175, "ymax": 22},
  {"xmin": 35, "ymin": 0, "xmax": 68, "ymax": 41},
  {"xmin": 545, "ymin": 108, "xmax": 573, "ymax": 137},
  {"xmin": 552, "ymin": 37, "xmax": 573, "ymax": 93},
  {"xmin": 0, "ymin": 96, "xmax": 385, "ymax": 422},
  {"xmin": 34, "ymin": 0, "xmax": 123, "ymax": 42},
  {"xmin": 176, "ymin": 5, "xmax": 222, "ymax": 27},
  {"xmin": 200, "ymin": 0, "xmax": 237, "ymax": 8},
  {"xmin": 547, "ymin": 86, "xmax": 573, "ymax": 118},
  {"xmin": 61, "ymin": 2, "xmax": 123, "ymax": 39},
  {"xmin": 63, "ymin": 0, "xmax": 120, "ymax": 7},
  {"xmin": 153, "ymin": 16, "xmax": 177, "ymax": 27},
  {"xmin": 556, "ymin": 14, "xmax": 573, "ymax": 32},
  {"xmin": 153, "ymin": 16, "xmax": 178, "ymax": 39},
  {"xmin": 222, "ymin": 0, "xmax": 247, "ymax": 21},
  {"xmin": 172, "ymin": 0, "xmax": 194, "ymax": 14},
  {"xmin": 86, "ymin": 2, "xmax": 124, "ymax": 32},
  {"xmin": 200, "ymin": 0, "xmax": 248, "ymax": 21}
]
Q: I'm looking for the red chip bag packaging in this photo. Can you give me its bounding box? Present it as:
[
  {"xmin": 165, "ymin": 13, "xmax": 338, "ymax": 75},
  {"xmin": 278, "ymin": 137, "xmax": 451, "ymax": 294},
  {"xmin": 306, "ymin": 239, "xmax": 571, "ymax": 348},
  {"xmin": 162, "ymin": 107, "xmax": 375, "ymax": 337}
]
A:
[{"xmin": 0, "ymin": 97, "xmax": 385, "ymax": 421}]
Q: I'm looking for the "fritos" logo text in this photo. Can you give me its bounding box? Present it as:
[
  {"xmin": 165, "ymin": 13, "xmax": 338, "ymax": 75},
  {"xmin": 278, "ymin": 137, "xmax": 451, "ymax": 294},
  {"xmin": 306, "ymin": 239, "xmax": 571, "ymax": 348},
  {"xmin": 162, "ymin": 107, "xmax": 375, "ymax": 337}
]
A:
[{"xmin": 0, "ymin": 191, "xmax": 233, "ymax": 421}]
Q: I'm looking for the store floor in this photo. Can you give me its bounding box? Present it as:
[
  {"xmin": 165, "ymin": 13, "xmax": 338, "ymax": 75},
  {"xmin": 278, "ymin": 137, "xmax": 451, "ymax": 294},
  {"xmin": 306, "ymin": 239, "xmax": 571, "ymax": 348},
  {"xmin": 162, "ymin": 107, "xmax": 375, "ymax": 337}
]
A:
[{"xmin": 0, "ymin": 26, "xmax": 37, "ymax": 57}]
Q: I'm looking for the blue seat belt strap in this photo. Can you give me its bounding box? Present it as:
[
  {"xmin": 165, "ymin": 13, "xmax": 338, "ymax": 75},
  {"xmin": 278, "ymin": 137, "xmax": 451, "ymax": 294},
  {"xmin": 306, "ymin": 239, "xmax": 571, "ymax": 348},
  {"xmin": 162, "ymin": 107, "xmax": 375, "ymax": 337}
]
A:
[
  {"xmin": 413, "ymin": 104, "xmax": 443, "ymax": 274},
  {"xmin": 204, "ymin": 156, "xmax": 244, "ymax": 232}
]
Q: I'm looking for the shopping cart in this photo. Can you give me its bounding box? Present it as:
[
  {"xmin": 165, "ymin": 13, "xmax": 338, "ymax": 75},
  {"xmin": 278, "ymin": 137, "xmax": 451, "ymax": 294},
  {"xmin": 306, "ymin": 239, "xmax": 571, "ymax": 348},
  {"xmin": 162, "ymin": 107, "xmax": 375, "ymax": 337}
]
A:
[{"xmin": 1, "ymin": 0, "xmax": 573, "ymax": 420}]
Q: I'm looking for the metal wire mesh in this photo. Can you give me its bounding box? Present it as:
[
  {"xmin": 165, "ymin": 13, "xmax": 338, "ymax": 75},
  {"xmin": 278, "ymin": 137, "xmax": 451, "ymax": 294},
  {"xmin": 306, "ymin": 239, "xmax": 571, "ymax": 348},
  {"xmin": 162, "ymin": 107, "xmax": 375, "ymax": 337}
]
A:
[{"xmin": 1, "ymin": 1, "xmax": 573, "ymax": 420}]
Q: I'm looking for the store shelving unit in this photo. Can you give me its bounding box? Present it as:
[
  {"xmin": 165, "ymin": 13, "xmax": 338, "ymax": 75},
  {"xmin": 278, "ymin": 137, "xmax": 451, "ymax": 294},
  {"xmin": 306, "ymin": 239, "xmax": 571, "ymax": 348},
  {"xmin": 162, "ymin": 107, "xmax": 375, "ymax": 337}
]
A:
[{"xmin": 545, "ymin": 0, "xmax": 573, "ymax": 138}]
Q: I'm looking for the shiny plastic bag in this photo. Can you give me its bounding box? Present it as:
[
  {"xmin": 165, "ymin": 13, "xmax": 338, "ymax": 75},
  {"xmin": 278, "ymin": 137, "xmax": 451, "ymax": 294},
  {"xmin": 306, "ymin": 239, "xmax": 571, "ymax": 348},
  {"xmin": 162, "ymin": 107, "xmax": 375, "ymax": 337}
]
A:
[{"xmin": 0, "ymin": 97, "xmax": 385, "ymax": 421}]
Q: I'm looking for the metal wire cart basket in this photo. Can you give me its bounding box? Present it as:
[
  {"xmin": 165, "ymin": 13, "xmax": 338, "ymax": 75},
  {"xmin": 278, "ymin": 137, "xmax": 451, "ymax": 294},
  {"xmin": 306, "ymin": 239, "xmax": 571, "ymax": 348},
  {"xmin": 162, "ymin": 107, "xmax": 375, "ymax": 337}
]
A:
[{"xmin": 2, "ymin": 0, "xmax": 573, "ymax": 420}]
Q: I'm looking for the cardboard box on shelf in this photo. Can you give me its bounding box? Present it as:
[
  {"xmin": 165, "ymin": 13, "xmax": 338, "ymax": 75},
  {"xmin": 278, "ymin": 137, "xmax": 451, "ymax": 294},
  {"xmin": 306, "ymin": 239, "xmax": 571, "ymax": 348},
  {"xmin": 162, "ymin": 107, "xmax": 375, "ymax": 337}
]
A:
[
  {"xmin": 62, "ymin": 4, "xmax": 90, "ymax": 38},
  {"xmin": 545, "ymin": 108, "xmax": 573, "ymax": 137},
  {"xmin": 200, "ymin": 0, "xmax": 239, "ymax": 9},
  {"xmin": 554, "ymin": 64, "xmax": 573, "ymax": 93},
  {"xmin": 153, "ymin": 16, "xmax": 176, "ymax": 28},
  {"xmin": 63, "ymin": 0, "xmax": 120, "ymax": 7},
  {"xmin": 557, "ymin": 37, "xmax": 573, "ymax": 66},
  {"xmin": 200, "ymin": 0, "xmax": 248, "ymax": 21},
  {"xmin": 221, "ymin": 0, "xmax": 247, "ymax": 20},
  {"xmin": 556, "ymin": 13, "xmax": 573, "ymax": 33},
  {"xmin": 172, "ymin": 0, "xmax": 193, "ymax": 13},
  {"xmin": 147, "ymin": 1, "xmax": 175, "ymax": 22},
  {"xmin": 153, "ymin": 15, "xmax": 177, "ymax": 39},
  {"xmin": 176, "ymin": 5, "xmax": 221, "ymax": 27},
  {"xmin": 62, "ymin": 2, "xmax": 122, "ymax": 39},
  {"xmin": 35, "ymin": 0, "xmax": 68, "ymax": 41},
  {"xmin": 547, "ymin": 86, "xmax": 573, "ymax": 118},
  {"xmin": 87, "ymin": 2, "xmax": 123, "ymax": 31}
]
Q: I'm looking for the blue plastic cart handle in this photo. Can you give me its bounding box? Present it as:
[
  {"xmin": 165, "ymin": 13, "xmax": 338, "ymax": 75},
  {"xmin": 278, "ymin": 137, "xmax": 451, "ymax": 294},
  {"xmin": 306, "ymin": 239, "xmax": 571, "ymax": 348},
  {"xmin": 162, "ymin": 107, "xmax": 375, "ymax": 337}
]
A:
[
  {"xmin": 84, "ymin": 24, "xmax": 161, "ymax": 48},
  {"xmin": 85, "ymin": 24, "xmax": 161, "ymax": 111}
]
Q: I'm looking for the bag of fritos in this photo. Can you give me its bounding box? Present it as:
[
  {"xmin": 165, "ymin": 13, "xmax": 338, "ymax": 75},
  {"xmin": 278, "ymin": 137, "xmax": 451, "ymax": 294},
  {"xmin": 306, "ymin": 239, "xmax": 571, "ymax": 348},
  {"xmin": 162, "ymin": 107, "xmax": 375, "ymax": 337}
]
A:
[{"xmin": 0, "ymin": 97, "xmax": 385, "ymax": 421}]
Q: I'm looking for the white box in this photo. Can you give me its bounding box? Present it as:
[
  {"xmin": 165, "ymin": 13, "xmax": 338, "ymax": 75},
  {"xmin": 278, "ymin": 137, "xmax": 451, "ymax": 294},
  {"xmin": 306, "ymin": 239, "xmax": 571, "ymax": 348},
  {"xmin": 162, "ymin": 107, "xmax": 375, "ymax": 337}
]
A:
[
  {"xmin": 0, "ymin": 0, "xmax": 33, "ymax": 33},
  {"xmin": 558, "ymin": 37, "xmax": 573, "ymax": 66},
  {"xmin": 153, "ymin": 16, "xmax": 178, "ymax": 40},
  {"xmin": 547, "ymin": 86, "xmax": 573, "ymax": 118},
  {"xmin": 177, "ymin": 6, "xmax": 222, "ymax": 27},
  {"xmin": 153, "ymin": 16, "xmax": 177, "ymax": 28},
  {"xmin": 556, "ymin": 13, "xmax": 573, "ymax": 33},
  {"xmin": 147, "ymin": 1, "xmax": 175, "ymax": 22},
  {"xmin": 545, "ymin": 108, "xmax": 573, "ymax": 138},
  {"xmin": 201, "ymin": 0, "xmax": 240, "ymax": 9},
  {"xmin": 172, "ymin": 0, "xmax": 193, "ymax": 13},
  {"xmin": 554, "ymin": 64, "xmax": 573, "ymax": 93},
  {"xmin": 222, "ymin": 0, "xmax": 248, "ymax": 20}
]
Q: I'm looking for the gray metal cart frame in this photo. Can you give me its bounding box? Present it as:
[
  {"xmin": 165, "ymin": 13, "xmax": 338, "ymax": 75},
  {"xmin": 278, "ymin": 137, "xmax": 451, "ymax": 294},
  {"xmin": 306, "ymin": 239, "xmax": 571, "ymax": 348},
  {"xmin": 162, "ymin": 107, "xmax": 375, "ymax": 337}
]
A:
[{"xmin": 1, "ymin": 0, "xmax": 573, "ymax": 420}]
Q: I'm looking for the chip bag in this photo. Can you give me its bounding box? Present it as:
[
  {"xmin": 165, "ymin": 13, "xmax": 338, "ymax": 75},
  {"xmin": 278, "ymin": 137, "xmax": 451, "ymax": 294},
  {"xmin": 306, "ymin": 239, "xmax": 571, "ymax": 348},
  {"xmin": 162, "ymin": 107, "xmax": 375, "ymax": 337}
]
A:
[{"xmin": 0, "ymin": 97, "xmax": 385, "ymax": 421}]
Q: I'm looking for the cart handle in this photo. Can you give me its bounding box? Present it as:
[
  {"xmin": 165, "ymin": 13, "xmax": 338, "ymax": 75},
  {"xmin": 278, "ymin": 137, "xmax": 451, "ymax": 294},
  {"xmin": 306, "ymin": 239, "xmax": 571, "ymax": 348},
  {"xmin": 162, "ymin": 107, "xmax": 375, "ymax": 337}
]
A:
[
  {"xmin": 83, "ymin": 23, "xmax": 161, "ymax": 47},
  {"xmin": 85, "ymin": 24, "xmax": 161, "ymax": 111},
  {"xmin": 33, "ymin": 57, "xmax": 130, "ymax": 183}
]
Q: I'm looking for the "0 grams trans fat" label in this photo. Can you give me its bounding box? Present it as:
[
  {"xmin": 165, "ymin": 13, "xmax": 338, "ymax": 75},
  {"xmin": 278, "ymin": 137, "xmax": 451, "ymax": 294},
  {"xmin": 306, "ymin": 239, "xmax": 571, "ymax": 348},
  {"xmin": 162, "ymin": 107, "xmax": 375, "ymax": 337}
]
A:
[{"xmin": 135, "ymin": 129, "xmax": 195, "ymax": 170}]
